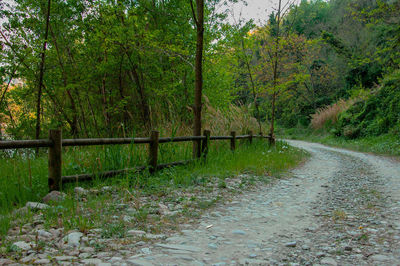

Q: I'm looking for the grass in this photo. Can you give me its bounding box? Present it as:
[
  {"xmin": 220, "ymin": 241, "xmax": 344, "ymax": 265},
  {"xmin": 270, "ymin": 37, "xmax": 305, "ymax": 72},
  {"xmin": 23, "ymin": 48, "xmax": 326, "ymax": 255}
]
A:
[
  {"xmin": 310, "ymin": 99, "xmax": 353, "ymax": 130},
  {"xmin": 0, "ymin": 139, "xmax": 190, "ymax": 215},
  {"xmin": 280, "ymin": 126, "xmax": 400, "ymax": 157},
  {"xmin": 332, "ymin": 209, "xmax": 347, "ymax": 222},
  {"xmin": 0, "ymin": 139, "xmax": 307, "ymax": 244}
]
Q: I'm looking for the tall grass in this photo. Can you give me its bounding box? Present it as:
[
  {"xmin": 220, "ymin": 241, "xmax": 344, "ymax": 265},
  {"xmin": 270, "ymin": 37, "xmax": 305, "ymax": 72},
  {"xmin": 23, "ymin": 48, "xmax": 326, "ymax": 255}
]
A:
[
  {"xmin": 203, "ymin": 96, "xmax": 261, "ymax": 135},
  {"xmin": 310, "ymin": 99, "xmax": 353, "ymax": 130},
  {"xmin": 148, "ymin": 96, "xmax": 263, "ymax": 137},
  {"xmin": 0, "ymin": 139, "xmax": 194, "ymax": 216}
]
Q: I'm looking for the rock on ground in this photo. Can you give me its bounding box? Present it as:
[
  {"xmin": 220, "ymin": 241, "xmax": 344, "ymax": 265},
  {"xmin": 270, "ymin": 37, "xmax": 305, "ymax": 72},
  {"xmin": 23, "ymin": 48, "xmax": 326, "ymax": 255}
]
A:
[
  {"xmin": 25, "ymin": 202, "xmax": 49, "ymax": 210},
  {"xmin": 42, "ymin": 191, "xmax": 66, "ymax": 203}
]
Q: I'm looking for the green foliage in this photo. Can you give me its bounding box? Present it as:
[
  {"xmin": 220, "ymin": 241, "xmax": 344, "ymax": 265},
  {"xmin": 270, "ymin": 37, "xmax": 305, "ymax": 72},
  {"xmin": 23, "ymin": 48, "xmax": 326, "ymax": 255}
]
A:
[
  {"xmin": 275, "ymin": 0, "xmax": 400, "ymax": 138},
  {"xmin": 284, "ymin": 0, "xmax": 329, "ymax": 38},
  {"xmin": 321, "ymin": 31, "xmax": 351, "ymax": 59},
  {"xmin": 0, "ymin": 0, "xmax": 237, "ymax": 139},
  {"xmin": 1, "ymin": 0, "xmax": 397, "ymax": 145},
  {"xmin": 335, "ymin": 70, "xmax": 400, "ymax": 138}
]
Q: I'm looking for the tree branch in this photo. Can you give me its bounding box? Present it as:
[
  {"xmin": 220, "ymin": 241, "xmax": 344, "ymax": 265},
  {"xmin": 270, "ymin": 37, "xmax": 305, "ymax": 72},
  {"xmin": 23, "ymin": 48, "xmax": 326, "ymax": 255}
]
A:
[{"xmin": 189, "ymin": 0, "xmax": 198, "ymax": 26}]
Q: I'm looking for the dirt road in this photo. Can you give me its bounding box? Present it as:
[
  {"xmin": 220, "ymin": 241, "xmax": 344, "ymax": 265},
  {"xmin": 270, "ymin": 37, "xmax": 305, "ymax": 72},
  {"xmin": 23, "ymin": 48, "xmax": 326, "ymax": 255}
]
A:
[{"xmin": 115, "ymin": 140, "xmax": 399, "ymax": 266}]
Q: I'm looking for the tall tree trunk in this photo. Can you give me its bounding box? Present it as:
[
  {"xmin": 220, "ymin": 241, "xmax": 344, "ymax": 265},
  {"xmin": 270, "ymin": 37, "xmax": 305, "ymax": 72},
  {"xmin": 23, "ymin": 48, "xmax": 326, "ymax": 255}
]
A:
[
  {"xmin": 118, "ymin": 54, "xmax": 130, "ymax": 130},
  {"xmin": 35, "ymin": 0, "xmax": 51, "ymax": 155},
  {"xmin": 269, "ymin": 0, "xmax": 281, "ymax": 145},
  {"xmin": 191, "ymin": 0, "xmax": 204, "ymax": 158},
  {"xmin": 101, "ymin": 76, "xmax": 111, "ymax": 136}
]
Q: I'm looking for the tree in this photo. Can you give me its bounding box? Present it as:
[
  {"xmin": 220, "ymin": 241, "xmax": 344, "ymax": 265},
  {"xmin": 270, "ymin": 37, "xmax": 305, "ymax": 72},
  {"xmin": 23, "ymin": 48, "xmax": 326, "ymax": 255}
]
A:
[
  {"xmin": 190, "ymin": 0, "xmax": 204, "ymax": 158},
  {"xmin": 237, "ymin": 22, "xmax": 263, "ymax": 134},
  {"xmin": 256, "ymin": 0, "xmax": 296, "ymax": 143},
  {"xmin": 35, "ymin": 0, "xmax": 51, "ymax": 154}
]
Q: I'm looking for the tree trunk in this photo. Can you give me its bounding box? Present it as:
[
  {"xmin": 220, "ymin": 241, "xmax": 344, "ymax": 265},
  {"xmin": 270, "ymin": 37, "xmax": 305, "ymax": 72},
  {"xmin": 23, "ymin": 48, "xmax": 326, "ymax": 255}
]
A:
[
  {"xmin": 101, "ymin": 76, "xmax": 111, "ymax": 136},
  {"xmin": 126, "ymin": 54, "xmax": 152, "ymax": 130},
  {"xmin": 269, "ymin": 91, "xmax": 276, "ymax": 144},
  {"xmin": 269, "ymin": 0, "xmax": 281, "ymax": 144},
  {"xmin": 191, "ymin": 0, "xmax": 204, "ymax": 158},
  {"xmin": 118, "ymin": 54, "xmax": 130, "ymax": 130},
  {"xmin": 35, "ymin": 0, "xmax": 51, "ymax": 155}
]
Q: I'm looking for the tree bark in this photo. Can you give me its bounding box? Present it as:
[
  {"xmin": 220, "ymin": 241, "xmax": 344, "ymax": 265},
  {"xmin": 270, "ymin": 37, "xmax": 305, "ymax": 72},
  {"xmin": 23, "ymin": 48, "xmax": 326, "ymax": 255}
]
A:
[
  {"xmin": 35, "ymin": 0, "xmax": 51, "ymax": 155},
  {"xmin": 191, "ymin": 0, "xmax": 204, "ymax": 158}
]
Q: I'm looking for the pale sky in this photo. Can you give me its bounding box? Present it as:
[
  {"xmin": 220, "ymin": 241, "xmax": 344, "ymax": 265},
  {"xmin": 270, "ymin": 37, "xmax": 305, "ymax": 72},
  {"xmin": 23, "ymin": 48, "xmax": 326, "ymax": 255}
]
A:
[
  {"xmin": 0, "ymin": 0, "xmax": 280, "ymax": 26},
  {"xmin": 225, "ymin": 0, "xmax": 277, "ymax": 25}
]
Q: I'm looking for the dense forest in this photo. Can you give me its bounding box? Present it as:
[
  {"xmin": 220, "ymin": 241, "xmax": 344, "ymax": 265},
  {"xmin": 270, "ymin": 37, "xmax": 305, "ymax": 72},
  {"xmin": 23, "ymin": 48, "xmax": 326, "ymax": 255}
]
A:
[{"xmin": 0, "ymin": 0, "xmax": 399, "ymax": 142}]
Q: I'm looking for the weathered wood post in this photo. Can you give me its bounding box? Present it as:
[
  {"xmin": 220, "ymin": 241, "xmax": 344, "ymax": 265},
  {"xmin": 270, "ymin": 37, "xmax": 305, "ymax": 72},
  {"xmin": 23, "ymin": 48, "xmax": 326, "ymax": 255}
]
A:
[
  {"xmin": 201, "ymin": 129, "xmax": 210, "ymax": 160},
  {"xmin": 48, "ymin": 129, "xmax": 62, "ymax": 191},
  {"xmin": 248, "ymin": 130, "xmax": 253, "ymax": 145},
  {"xmin": 149, "ymin": 130, "xmax": 159, "ymax": 173},
  {"xmin": 269, "ymin": 135, "xmax": 276, "ymax": 145},
  {"xmin": 230, "ymin": 131, "xmax": 236, "ymax": 151}
]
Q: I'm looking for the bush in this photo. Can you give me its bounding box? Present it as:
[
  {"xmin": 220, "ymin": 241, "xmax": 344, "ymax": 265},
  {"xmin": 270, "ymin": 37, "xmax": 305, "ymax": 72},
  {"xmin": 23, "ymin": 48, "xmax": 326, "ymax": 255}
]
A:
[
  {"xmin": 343, "ymin": 125, "xmax": 360, "ymax": 139},
  {"xmin": 335, "ymin": 70, "xmax": 400, "ymax": 138}
]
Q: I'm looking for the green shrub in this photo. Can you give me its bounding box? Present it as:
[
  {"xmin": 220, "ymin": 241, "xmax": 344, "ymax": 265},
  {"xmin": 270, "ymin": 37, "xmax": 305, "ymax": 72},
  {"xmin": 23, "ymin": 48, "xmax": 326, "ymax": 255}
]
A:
[{"xmin": 335, "ymin": 70, "xmax": 400, "ymax": 138}]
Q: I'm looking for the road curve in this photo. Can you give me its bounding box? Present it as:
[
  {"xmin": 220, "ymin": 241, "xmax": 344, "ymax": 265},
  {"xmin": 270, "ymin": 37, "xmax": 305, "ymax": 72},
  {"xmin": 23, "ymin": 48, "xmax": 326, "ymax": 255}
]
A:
[{"xmin": 112, "ymin": 141, "xmax": 400, "ymax": 265}]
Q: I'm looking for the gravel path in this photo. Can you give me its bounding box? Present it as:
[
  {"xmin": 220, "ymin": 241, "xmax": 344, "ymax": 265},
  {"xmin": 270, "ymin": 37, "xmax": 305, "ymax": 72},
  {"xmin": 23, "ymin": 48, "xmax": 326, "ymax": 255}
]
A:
[{"xmin": 123, "ymin": 140, "xmax": 400, "ymax": 265}]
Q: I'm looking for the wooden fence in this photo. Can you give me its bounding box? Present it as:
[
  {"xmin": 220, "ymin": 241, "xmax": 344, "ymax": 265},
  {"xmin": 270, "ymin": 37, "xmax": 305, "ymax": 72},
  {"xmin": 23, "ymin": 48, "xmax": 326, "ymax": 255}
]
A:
[{"xmin": 0, "ymin": 129, "xmax": 270, "ymax": 191}]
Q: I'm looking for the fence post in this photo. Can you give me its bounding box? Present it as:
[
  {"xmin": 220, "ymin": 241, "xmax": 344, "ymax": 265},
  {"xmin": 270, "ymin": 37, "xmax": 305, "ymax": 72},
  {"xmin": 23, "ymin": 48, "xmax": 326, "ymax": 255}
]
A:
[
  {"xmin": 230, "ymin": 131, "xmax": 236, "ymax": 151},
  {"xmin": 201, "ymin": 129, "xmax": 210, "ymax": 159},
  {"xmin": 248, "ymin": 130, "xmax": 253, "ymax": 144},
  {"xmin": 149, "ymin": 130, "xmax": 159, "ymax": 173},
  {"xmin": 48, "ymin": 129, "xmax": 62, "ymax": 191},
  {"xmin": 269, "ymin": 134, "xmax": 275, "ymax": 146}
]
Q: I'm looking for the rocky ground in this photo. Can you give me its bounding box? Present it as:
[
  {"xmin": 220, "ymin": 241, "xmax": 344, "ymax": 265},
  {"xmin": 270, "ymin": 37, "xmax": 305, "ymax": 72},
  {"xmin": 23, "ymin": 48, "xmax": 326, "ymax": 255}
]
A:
[{"xmin": 1, "ymin": 140, "xmax": 400, "ymax": 265}]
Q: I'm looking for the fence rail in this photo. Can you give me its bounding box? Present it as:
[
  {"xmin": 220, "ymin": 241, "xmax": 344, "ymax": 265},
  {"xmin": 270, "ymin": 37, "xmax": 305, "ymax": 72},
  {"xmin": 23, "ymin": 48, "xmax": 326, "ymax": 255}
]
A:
[
  {"xmin": 0, "ymin": 139, "xmax": 53, "ymax": 149},
  {"xmin": 0, "ymin": 129, "xmax": 271, "ymax": 191}
]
